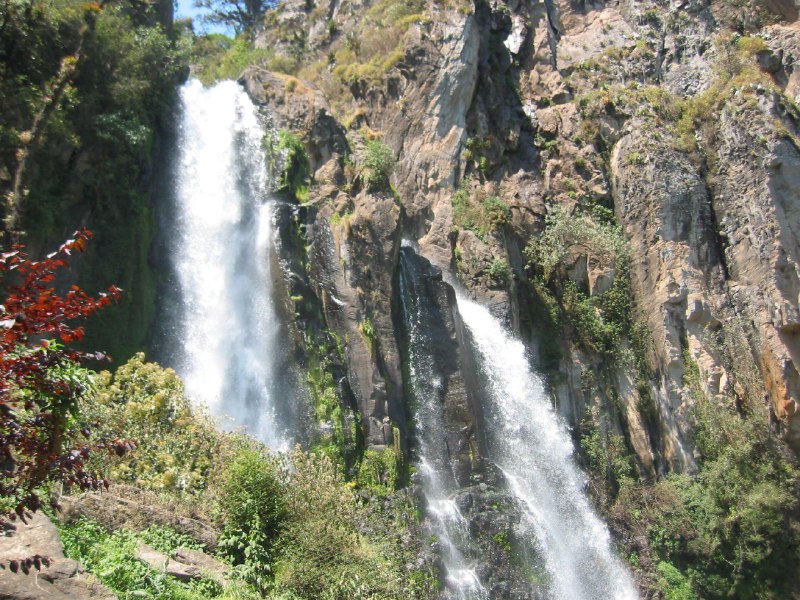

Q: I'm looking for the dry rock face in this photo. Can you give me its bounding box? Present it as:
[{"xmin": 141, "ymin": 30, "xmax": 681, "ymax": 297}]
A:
[
  {"xmin": 0, "ymin": 512, "xmax": 114, "ymax": 600},
  {"xmin": 612, "ymin": 128, "xmax": 727, "ymax": 472},
  {"xmin": 711, "ymin": 91, "xmax": 800, "ymax": 448},
  {"xmin": 245, "ymin": 0, "xmax": 800, "ymax": 482},
  {"xmin": 60, "ymin": 486, "xmax": 220, "ymax": 550}
]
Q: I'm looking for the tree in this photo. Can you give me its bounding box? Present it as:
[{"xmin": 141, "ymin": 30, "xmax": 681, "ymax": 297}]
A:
[
  {"xmin": 0, "ymin": 230, "xmax": 127, "ymax": 524},
  {"xmin": 194, "ymin": 0, "xmax": 278, "ymax": 35}
]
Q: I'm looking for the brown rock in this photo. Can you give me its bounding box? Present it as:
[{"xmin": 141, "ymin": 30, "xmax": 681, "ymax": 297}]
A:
[
  {"xmin": 0, "ymin": 512, "xmax": 114, "ymax": 600},
  {"xmin": 60, "ymin": 487, "xmax": 219, "ymax": 550}
]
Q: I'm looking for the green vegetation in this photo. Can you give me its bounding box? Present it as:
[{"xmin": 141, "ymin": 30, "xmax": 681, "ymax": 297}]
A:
[
  {"xmin": 84, "ymin": 353, "xmax": 222, "ymax": 496},
  {"xmin": 304, "ymin": 331, "xmax": 361, "ymax": 477},
  {"xmin": 563, "ymin": 32, "xmax": 800, "ymax": 597},
  {"xmin": 0, "ymin": 232, "xmax": 122, "ymax": 522},
  {"xmin": 451, "ymin": 182, "xmax": 512, "ymax": 241},
  {"xmin": 359, "ymin": 317, "xmax": 377, "ymax": 346},
  {"xmin": 611, "ymin": 391, "xmax": 800, "ymax": 599},
  {"xmin": 524, "ymin": 203, "xmax": 633, "ymax": 362},
  {"xmin": 272, "ymin": 130, "xmax": 311, "ymax": 201},
  {"xmin": 462, "ymin": 136, "xmax": 492, "ymax": 170},
  {"xmin": 191, "ymin": 34, "xmax": 274, "ymax": 84},
  {"xmin": 0, "ymin": 0, "xmax": 189, "ymax": 362},
  {"xmin": 60, "ymin": 520, "xmax": 229, "ymax": 600},
  {"xmin": 360, "ymin": 138, "xmax": 395, "ymax": 192},
  {"xmin": 573, "ymin": 31, "xmax": 787, "ymax": 173},
  {"xmin": 487, "ymin": 257, "xmax": 511, "ymax": 285},
  {"xmin": 217, "ymin": 450, "xmax": 285, "ymax": 591},
  {"xmin": 355, "ymin": 443, "xmax": 403, "ymax": 495},
  {"xmin": 194, "ymin": 0, "xmax": 278, "ymax": 36},
  {"xmin": 656, "ymin": 561, "xmax": 695, "ymax": 600},
  {"xmin": 66, "ymin": 354, "xmax": 435, "ymax": 599},
  {"xmin": 329, "ymin": 0, "xmax": 425, "ymax": 88},
  {"xmin": 580, "ymin": 405, "xmax": 636, "ymax": 507}
]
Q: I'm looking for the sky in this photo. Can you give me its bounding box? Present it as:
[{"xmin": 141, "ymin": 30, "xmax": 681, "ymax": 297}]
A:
[{"xmin": 175, "ymin": 0, "xmax": 234, "ymax": 35}]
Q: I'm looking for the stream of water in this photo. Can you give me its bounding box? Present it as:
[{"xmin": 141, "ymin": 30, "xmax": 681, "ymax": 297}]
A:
[
  {"xmin": 458, "ymin": 297, "xmax": 638, "ymax": 600},
  {"xmin": 398, "ymin": 247, "xmax": 487, "ymax": 600},
  {"xmin": 168, "ymin": 79, "xmax": 287, "ymax": 449}
]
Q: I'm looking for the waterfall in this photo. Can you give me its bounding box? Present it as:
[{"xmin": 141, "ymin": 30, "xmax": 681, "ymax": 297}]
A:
[
  {"xmin": 397, "ymin": 247, "xmax": 487, "ymax": 600},
  {"xmin": 166, "ymin": 79, "xmax": 287, "ymax": 450},
  {"xmin": 457, "ymin": 297, "xmax": 638, "ymax": 600}
]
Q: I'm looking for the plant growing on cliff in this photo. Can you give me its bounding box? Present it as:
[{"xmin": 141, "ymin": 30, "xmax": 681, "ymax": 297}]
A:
[
  {"xmin": 482, "ymin": 196, "xmax": 511, "ymax": 231},
  {"xmin": 451, "ymin": 182, "xmax": 511, "ymax": 240},
  {"xmin": 359, "ymin": 318, "xmax": 377, "ymax": 347},
  {"xmin": 487, "ymin": 258, "xmax": 511, "ymax": 285},
  {"xmin": 0, "ymin": 230, "xmax": 123, "ymax": 523},
  {"xmin": 360, "ymin": 138, "xmax": 395, "ymax": 192},
  {"xmin": 274, "ymin": 130, "xmax": 310, "ymax": 202},
  {"xmin": 525, "ymin": 203, "xmax": 623, "ymax": 283},
  {"xmin": 525, "ymin": 203, "xmax": 635, "ymax": 361}
]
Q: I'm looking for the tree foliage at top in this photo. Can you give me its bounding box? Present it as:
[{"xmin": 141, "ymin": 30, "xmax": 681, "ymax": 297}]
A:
[
  {"xmin": 194, "ymin": 0, "xmax": 278, "ymax": 35},
  {"xmin": 0, "ymin": 0, "xmax": 188, "ymax": 360}
]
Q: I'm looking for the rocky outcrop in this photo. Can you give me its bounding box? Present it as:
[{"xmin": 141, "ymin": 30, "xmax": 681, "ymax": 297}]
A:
[
  {"xmin": 451, "ymin": 483, "xmax": 542, "ymax": 599},
  {"xmin": 60, "ymin": 487, "xmax": 220, "ymax": 550},
  {"xmin": 611, "ymin": 127, "xmax": 727, "ymax": 472},
  {"xmin": 397, "ymin": 246, "xmax": 488, "ymax": 482},
  {"xmin": 0, "ymin": 512, "xmax": 114, "ymax": 600},
  {"xmin": 241, "ymin": 0, "xmax": 800, "ymax": 594},
  {"xmin": 136, "ymin": 542, "xmax": 228, "ymax": 585},
  {"xmin": 240, "ymin": 67, "xmax": 348, "ymax": 175},
  {"xmin": 711, "ymin": 91, "xmax": 800, "ymax": 449},
  {"xmin": 309, "ymin": 191, "xmax": 406, "ymax": 448}
]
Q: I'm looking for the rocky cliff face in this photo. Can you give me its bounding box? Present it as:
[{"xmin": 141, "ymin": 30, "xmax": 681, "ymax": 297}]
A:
[{"xmin": 239, "ymin": 0, "xmax": 800, "ymax": 595}]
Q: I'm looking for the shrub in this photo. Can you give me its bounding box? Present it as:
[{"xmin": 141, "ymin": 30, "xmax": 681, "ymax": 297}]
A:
[
  {"xmin": 355, "ymin": 446, "xmax": 401, "ymax": 493},
  {"xmin": 274, "ymin": 130, "xmax": 310, "ymax": 201},
  {"xmin": 487, "ymin": 258, "xmax": 511, "ymax": 284},
  {"xmin": 656, "ymin": 561, "xmax": 695, "ymax": 600},
  {"xmin": 0, "ymin": 231, "xmax": 122, "ymax": 523},
  {"xmin": 482, "ymin": 196, "xmax": 511, "ymax": 230},
  {"xmin": 524, "ymin": 203, "xmax": 624, "ymax": 283},
  {"xmin": 272, "ymin": 450, "xmax": 425, "ymax": 599},
  {"xmin": 218, "ymin": 450, "xmax": 287, "ymax": 591},
  {"xmin": 451, "ymin": 181, "xmax": 511, "ymax": 240},
  {"xmin": 84, "ymin": 353, "xmax": 222, "ymax": 497},
  {"xmin": 192, "ymin": 35, "xmax": 273, "ymax": 85},
  {"xmin": 361, "ymin": 139, "xmax": 395, "ymax": 191}
]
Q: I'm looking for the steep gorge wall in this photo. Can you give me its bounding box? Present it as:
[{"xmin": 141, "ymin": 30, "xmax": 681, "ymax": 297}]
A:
[
  {"xmin": 243, "ymin": 0, "xmax": 800, "ymax": 488},
  {"xmin": 241, "ymin": 0, "xmax": 800, "ymax": 594}
]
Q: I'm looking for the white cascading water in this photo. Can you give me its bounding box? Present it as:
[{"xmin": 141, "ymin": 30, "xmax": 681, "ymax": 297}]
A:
[
  {"xmin": 398, "ymin": 247, "xmax": 486, "ymax": 600},
  {"xmin": 170, "ymin": 79, "xmax": 286, "ymax": 450},
  {"xmin": 457, "ymin": 297, "xmax": 638, "ymax": 600}
]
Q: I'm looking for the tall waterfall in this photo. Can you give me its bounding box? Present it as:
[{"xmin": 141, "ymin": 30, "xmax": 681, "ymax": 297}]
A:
[
  {"xmin": 458, "ymin": 297, "xmax": 638, "ymax": 600},
  {"xmin": 167, "ymin": 79, "xmax": 287, "ymax": 450},
  {"xmin": 397, "ymin": 247, "xmax": 486, "ymax": 600}
]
